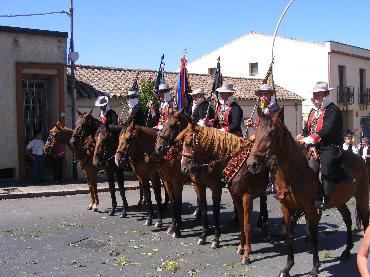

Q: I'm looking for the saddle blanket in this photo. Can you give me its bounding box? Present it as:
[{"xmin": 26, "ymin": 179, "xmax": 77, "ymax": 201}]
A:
[{"xmin": 223, "ymin": 141, "xmax": 252, "ymax": 184}]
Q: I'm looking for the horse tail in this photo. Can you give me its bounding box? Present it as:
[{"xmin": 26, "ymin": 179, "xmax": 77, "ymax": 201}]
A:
[{"xmin": 354, "ymin": 157, "xmax": 369, "ymax": 232}]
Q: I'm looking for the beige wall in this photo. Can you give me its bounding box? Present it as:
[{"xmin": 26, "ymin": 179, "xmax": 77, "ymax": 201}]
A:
[{"xmin": 0, "ymin": 31, "xmax": 66, "ymax": 177}]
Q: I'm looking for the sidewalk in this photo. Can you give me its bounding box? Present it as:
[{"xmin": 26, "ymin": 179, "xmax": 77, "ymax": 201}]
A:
[{"xmin": 0, "ymin": 173, "xmax": 140, "ymax": 200}]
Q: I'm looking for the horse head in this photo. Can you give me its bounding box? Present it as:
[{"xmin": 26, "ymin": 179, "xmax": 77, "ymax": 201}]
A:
[
  {"xmin": 93, "ymin": 122, "xmax": 119, "ymax": 168},
  {"xmin": 44, "ymin": 121, "xmax": 68, "ymax": 155},
  {"xmin": 155, "ymin": 108, "xmax": 190, "ymax": 156},
  {"xmin": 70, "ymin": 109, "xmax": 98, "ymax": 147},
  {"xmin": 246, "ymin": 107, "xmax": 285, "ymax": 174},
  {"xmin": 115, "ymin": 122, "xmax": 138, "ymax": 168},
  {"xmin": 180, "ymin": 123, "xmax": 204, "ymax": 175}
]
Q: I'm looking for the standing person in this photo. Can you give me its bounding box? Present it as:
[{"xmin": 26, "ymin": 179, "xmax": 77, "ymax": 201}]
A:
[
  {"xmin": 155, "ymin": 83, "xmax": 176, "ymax": 130},
  {"xmin": 53, "ymin": 143, "xmax": 64, "ymax": 183},
  {"xmin": 359, "ymin": 137, "xmax": 370, "ymax": 183},
  {"xmin": 343, "ymin": 133, "xmax": 358, "ymax": 154},
  {"xmin": 145, "ymin": 100, "xmax": 160, "ymax": 128},
  {"xmin": 214, "ymin": 83, "xmax": 243, "ymax": 136},
  {"xmin": 26, "ymin": 130, "xmax": 45, "ymax": 183},
  {"xmin": 357, "ymin": 225, "xmax": 370, "ymax": 277},
  {"xmin": 95, "ymin": 95, "xmax": 118, "ymax": 125},
  {"xmin": 245, "ymin": 84, "xmax": 280, "ymax": 129},
  {"xmin": 297, "ymin": 81, "xmax": 346, "ymax": 210},
  {"xmin": 189, "ymin": 87, "xmax": 214, "ymax": 126},
  {"xmin": 120, "ymin": 90, "xmax": 145, "ymax": 127}
]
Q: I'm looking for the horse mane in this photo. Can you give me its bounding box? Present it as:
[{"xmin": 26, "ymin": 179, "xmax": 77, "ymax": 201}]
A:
[
  {"xmin": 196, "ymin": 126, "xmax": 245, "ymax": 160},
  {"xmin": 97, "ymin": 124, "xmax": 123, "ymax": 137}
]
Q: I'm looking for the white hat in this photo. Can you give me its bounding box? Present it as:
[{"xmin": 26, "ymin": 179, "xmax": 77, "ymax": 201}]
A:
[
  {"xmin": 127, "ymin": 90, "xmax": 138, "ymax": 98},
  {"xmin": 158, "ymin": 83, "xmax": 172, "ymax": 92},
  {"xmin": 95, "ymin": 96, "xmax": 109, "ymax": 107},
  {"xmin": 255, "ymin": 84, "xmax": 274, "ymax": 96},
  {"xmin": 189, "ymin": 87, "xmax": 206, "ymax": 95},
  {"xmin": 216, "ymin": 83, "xmax": 236, "ymax": 93},
  {"xmin": 311, "ymin": 81, "xmax": 334, "ymax": 93}
]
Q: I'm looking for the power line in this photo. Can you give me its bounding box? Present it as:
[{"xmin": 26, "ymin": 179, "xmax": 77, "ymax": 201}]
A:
[{"xmin": 0, "ymin": 10, "xmax": 69, "ymax": 18}]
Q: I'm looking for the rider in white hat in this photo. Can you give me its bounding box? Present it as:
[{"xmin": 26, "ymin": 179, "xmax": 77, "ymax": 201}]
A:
[
  {"xmin": 189, "ymin": 87, "xmax": 214, "ymax": 126},
  {"xmin": 120, "ymin": 90, "xmax": 145, "ymax": 127},
  {"xmin": 155, "ymin": 83, "xmax": 175, "ymax": 130},
  {"xmin": 95, "ymin": 95, "xmax": 118, "ymax": 125},
  {"xmin": 214, "ymin": 83, "xmax": 243, "ymax": 136},
  {"xmin": 297, "ymin": 81, "xmax": 347, "ymax": 210}
]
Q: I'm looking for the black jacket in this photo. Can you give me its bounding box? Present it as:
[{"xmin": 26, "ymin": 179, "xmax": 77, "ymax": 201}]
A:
[
  {"xmin": 121, "ymin": 104, "xmax": 145, "ymax": 127},
  {"xmin": 215, "ymin": 101, "xmax": 243, "ymax": 135},
  {"xmin": 191, "ymin": 99, "xmax": 214, "ymax": 124},
  {"xmin": 104, "ymin": 109, "xmax": 118, "ymax": 125},
  {"xmin": 302, "ymin": 103, "xmax": 343, "ymax": 147}
]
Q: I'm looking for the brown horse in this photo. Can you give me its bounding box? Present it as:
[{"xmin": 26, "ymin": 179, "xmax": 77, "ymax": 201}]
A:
[
  {"xmin": 246, "ymin": 108, "xmax": 369, "ymax": 277},
  {"xmin": 114, "ymin": 122, "xmax": 166, "ymax": 227},
  {"xmin": 70, "ymin": 111, "xmax": 128, "ymax": 218},
  {"xmin": 44, "ymin": 121, "xmax": 99, "ymax": 211},
  {"xmin": 179, "ymin": 124, "xmax": 270, "ymax": 259}
]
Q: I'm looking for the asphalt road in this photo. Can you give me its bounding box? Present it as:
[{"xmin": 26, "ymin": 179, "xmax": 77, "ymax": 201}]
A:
[{"xmin": 0, "ymin": 185, "xmax": 363, "ymax": 277}]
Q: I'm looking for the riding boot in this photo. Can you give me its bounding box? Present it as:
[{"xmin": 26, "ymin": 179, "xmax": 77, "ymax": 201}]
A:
[{"xmin": 314, "ymin": 179, "xmax": 331, "ymax": 210}]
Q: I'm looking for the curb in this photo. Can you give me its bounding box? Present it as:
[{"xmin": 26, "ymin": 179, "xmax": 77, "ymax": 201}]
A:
[{"xmin": 0, "ymin": 185, "xmax": 140, "ymax": 200}]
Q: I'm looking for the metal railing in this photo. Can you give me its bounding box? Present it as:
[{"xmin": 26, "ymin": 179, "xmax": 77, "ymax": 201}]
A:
[
  {"xmin": 337, "ymin": 86, "xmax": 354, "ymax": 105},
  {"xmin": 358, "ymin": 88, "xmax": 370, "ymax": 105}
]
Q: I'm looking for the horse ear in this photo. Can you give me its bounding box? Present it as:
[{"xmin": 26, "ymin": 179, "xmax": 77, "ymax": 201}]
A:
[
  {"xmin": 77, "ymin": 109, "xmax": 83, "ymax": 117},
  {"xmin": 257, "ymin": 106, "xmax": 264, "ymax": 119},
  {"xmin": 273, "ymin": 107, "xmax": 284, "ymax": 122}
]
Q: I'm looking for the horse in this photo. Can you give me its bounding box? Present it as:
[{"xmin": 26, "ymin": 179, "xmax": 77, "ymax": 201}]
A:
[
  {"xmin": 114, "ymin": 122, "xmax": 167, "ymax": 227},
  {"xmin": 246, "ymin": 107, "xmax": 369, "ymax": 277},
  {"xmin": 178, "ymin": 124, "xmax": 270, "ymax": 260},
  {"xmin": 44, "ymin": 121, "xmax": 99, "ymax": 211},
  {"xmin": 70, "ymin": 110, "xmax": 129, "ymax": 217}
]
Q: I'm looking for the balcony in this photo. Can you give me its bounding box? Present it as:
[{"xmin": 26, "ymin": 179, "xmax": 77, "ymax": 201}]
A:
[
  {"xmin": 337, "ymin": 86, "xmax": 354, "ymax": 105},
  {"xmin": 358, "ymin": 88, "xmax": 370, "ymax": 105}
]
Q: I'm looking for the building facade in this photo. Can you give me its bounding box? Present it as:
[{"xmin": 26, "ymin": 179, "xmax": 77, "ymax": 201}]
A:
[
  {"xmin": 188, "ymin": 31, "xmax": 370, "ymax": 142},
  {"xmin": 0, "ymin": 26, "xmax": 67, "ymax": 180}
]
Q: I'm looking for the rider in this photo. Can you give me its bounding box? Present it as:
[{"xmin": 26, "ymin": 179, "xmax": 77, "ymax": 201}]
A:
[
  {"xmin": 214, "ymin": 83, "xmax": 243, "ymax": 136},
  {"xmin": 298, "ymin": 81, "xmax": 346, "ymax": 210},
  {"xmin": 245, "ymin": 84, "xmax": 280, "ymax": 194},
  {"xmin": 190, "ymin": 87, "xmax": 214, "ymax": 126},
  {"xmin": 245, "ymin": 84, "xmax": 280, "ymax": 129},
  {"xmin": 95, "ymin": 95, "xmax": 118, "ymax": 125},
  {"xmin": 120, "ymin": 90, "xmax": 145, "ymax": 127},
  {"xmin": 155, "ymin": 83, "xmax": 176, "ymax": 130}
]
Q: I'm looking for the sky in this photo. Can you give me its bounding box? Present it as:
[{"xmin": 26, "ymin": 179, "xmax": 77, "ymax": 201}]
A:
[{"xmin": 1, "ymin": 0, "xmax": 370, "ymax": 72}]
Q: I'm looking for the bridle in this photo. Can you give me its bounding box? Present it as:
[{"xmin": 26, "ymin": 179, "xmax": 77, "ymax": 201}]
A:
[
  {"xmin": 45, "ymin": 129, "xmax": 61, "ymax": 153},
  {"xmin": 95, "ymin": 128, "xmax": 117, "ymax": 166},
  {"xmin": 157, "ymin": 120, "xmax": 181, "ymax": 154},
  {"xmin": 116, "ymin": 126, "xmax": 141, "ymax": 164}
]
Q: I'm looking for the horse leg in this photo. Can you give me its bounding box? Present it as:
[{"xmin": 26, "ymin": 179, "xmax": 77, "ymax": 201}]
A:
[
  {"xmin": 337, "ymin": 204, "xmax": 353, "ymax": 260},
  {"xmin": 106, "ymin": 171, "xmax": 117, "ymax": 216},
  {"xmin": 306, "ymin": 214, "xmax": 321, "ymax": 277},
  {"xmin": 152, "ymin": 176, "xmax": 164, "ymax": 228},
  {"xmin": 256, "ymin": 195, "xmax": 268, "ymax": 231},
  {"xmin": 278, "ymin": 205, "xmax": 295, "ymax": 277},
  {"xmin": 163, "ymin": 181, "xmax": 170, "ymax": 210},
  {"xmin": 233, "ymin": 195, "xmax": 245, "ymax": 256},
  {"xmin": 137, "ymin": 183, "xmax": 144, "ymax": 207},
  {"xmin": 192, "ymin": 184, "xmax": 201, "ymax": 219},
  {"xmin": 172, "ymin": 183, "xmax": 183, "ymax": 238},
  {"xmin": 197, "ymin": 186, "xmax": 209, "ymax": 245},
  {"xmin": 142, "ymin": 179, "xmax": 154, "ymax": 226},
  {"xmin": 211, "ymin": 186, "xmax": 222, "ymax": 249},
  {"xmin": 87, "ymin": 180, "xmax": 94, "ymax": 210},
  {"xmin": 241, "ymin": 193, "xmax": 253, "ymax": 265},
  {"xmin": 116, "ymin": 168, "xmax": 128, "ymax": 218},
  {"xmin": 354, "ymin": 182, "xmax": 369, "ymax": 232},
  {"xmin": 89, "ymin": 171, "xmax": 99, "ymax": 212}
]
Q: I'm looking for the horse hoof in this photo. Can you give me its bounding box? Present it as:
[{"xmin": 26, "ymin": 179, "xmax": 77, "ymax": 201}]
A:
[
  {"xmin": 93, "ymin": 207, "xmax": 98, "ymax": 212},
  {"xmin": 197, "ymin": 238, "xmax": 206, "ymax": 245},
  {"xmin": 167, "ymin": 227, "xmax": 174, "ymax": 235},
  {"xmin": 120, "ymin": 211, "xmax": 127, "ymax": 218},
  {"xmin": 155, "ymin": 221, "xmax": 162, "ymax": 228},
  {"xmin": 108, "ymin": 209, "xmax": 116, "ymax": 216},
  {"xmin": 172, "ymin": 231, "xmax": 181, "ymax": 238},
  {"xmin": 87, "ymin": 204, "xmax": 93, "ymax": 210},
  {"xmin": 277, "ymin": 272, "xmax": 290, "ymax": 277},
  {"xmin": 211, "ymin": 240, "xmax": 220, "ymax": 249},
  {"xmin": 145, "ymin": 219, "xmax": 152, "ymax": 226},
  {"xmin": 241, "ymin": 257, "xmax": 250, "ymax": 265},
  {"xmin": 193, "ymin": 208, "xmax": 200, "ymax": 218},
  {"xmin": 236, "ymin": 247, "xmax": 244, "ymax": 255}
]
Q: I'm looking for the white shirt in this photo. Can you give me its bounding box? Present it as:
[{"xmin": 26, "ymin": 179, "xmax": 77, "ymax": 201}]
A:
[
  {"xmin": 362, "ymin": 145, "xmax": 369, "ymax": 161},
  {"xmin": 343, "ymin": 143, "xmax": 358, "ymax": 154},
  {"xmin": 27, "ymin": 138, "xmax": 44, "ymax": 156}
]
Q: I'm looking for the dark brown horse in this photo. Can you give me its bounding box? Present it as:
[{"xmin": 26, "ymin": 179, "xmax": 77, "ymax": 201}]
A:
[
  {"xmin": 246, "ymin": 108, "xmax": 369, "ymax": 277},
  {"xmin": 114, "ymin": 122, "xmax": 166, "ymax": 227},
  {"xmin": 179, "ymin": 124, "xmax": 270, "ymax": 263},
  {"xmin": 44, "ymin": 121, "xmax": 99, "ymax": 211},
  {"xmin": 70, "ymin": 111, "xmax": 128, "ymax": 217}
]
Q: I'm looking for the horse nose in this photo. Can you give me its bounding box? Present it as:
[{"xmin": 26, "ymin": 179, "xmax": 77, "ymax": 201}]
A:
[{"xmin": 155, "ymin": 145, "xmax": 163, "ymax": 155}]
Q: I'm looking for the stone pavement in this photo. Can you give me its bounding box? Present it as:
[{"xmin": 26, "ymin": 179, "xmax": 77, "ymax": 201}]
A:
[{"xmin": 0, "ymin": 172, "xmax": 140, "ymax": 200}]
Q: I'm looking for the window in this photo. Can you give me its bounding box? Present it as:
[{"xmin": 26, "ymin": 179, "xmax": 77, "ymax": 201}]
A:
[
  {"xmin": 208, "ymin": 67, "xmax": 216, "ymax": 76},
  {"xmin": 338, "ymin": 65, "xmax": 346, "ymax": 87},
  {"xmin": 360, "ymin": 68, "xmax": 366, "ymax": 91},
  {"xmin": 249, "ymin": 63, "xmax": 258, "ymax": 76}
]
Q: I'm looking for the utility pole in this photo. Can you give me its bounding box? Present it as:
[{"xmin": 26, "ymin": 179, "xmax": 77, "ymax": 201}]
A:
[{"xmin": 69, "ymin": 0, "xmax": 79, "ymax": 179}]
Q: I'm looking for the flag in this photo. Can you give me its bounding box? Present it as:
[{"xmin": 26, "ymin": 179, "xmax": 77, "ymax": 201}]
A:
[
  {"xmin": 207, "ymin": 56, "xmax": 223, "ymax": 118},
  {"xmin": 155, "ymin": 54, "xmax": 165, "ymax": 91},
  {"xmin": 131, "ymin": 72, "xmax": 140, "ymax": 92},
  {"xmin": 176, "ymin": 55, "xmax": 192, "ymax": 112},
  {"xmin": 263, "ymin": 61, "xmax": 277, "ymax": 104}
]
